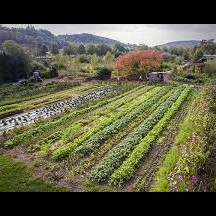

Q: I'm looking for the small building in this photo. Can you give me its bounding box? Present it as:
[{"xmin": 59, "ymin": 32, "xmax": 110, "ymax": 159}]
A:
[
  {"xmin": 146, "ymin": 72, "xmax": 169, "ymax": 82},
  {"xmin": 203, "ymin": 54, "xmax": 216, "ymax": 61},
  {"xmin": 197, "ymin": 55, "xmax": 216, "ymax": 63}
]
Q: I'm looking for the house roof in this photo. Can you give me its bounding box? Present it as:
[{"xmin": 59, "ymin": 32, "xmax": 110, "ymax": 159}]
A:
[
  {"xmin": 150, "ymin": 72, "xmax": 168, "ymax": 74},
  {"xmin": 203, "ymin": 55, "xmax": 216, "ymax": 58}
]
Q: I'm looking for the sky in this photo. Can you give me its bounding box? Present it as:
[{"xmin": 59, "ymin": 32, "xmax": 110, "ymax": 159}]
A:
[{"xmin": 2, "ymin": 24, "xmax": 216, "ymax": 46}]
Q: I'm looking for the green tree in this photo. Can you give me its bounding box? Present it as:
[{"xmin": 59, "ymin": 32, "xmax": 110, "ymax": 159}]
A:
[
  {"xmin": 96, "ymin": 44, "xmax": 112, "ymax": 56},
  {"xmin": 192, "ymin": 50, "xmax": 203, "ymax": 62},
  {"xmin": 77, "ymin": 44, "xmax": 86, "ymax": 54},
  {"xmin": 86, "ymin": 44, "xmax": 97, "ymax": 55},
  {"xmin": 0, "ymin": 40, "xmax": 32, "ymax": 82},
  {"xmin": 53, "ymin": 54, "xmax": 68, "ymax": 70},
  {"xmin": 51, "ymin": 44, "xmax": 59, "ymax": 55},
  {"xmin": 95, "ymin": 67, "xmax": 112, "ymax": 80},
  {"xmin": 174, "ymin": 56, "xmax": 183, "ymax": 65},
  {"xmin": 90, "ymin": 54, "xmax": 102, "ymax": 69},
  {"xmin": 204, "ymin": 59, "xmax": 216, "ymax": 76},
  {"xmin": 77, "ymin": 54, "xmax": 89, "ymax": 63},
  {"xmin": 38, "ymin": 44, "xmax": 48, "ymax": 56},
  {"xmin": 112, "ymin": 42, "xmax": 126, "ymax": 57},
  {"xmin": 63, "ymin": 44, "xmax": 77, "ymax": 55},
  {"xmin": 103, "ymin": 51, "xmax": 114, "ymax": 66}
]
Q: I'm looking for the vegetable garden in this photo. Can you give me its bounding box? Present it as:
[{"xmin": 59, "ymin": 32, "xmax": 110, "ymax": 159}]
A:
[{"xmin": 1, "ymin": 82, "xmax": 214, "ymax": 192}]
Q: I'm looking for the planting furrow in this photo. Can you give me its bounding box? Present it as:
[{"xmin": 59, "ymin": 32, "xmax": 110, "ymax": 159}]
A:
[
  {"xmin": 89, "ymin": 86, "xmax": 186, "ymax": 183},
  {"xmin": 52, "ymin": 86, "xmax": 170, "ymax": 160},
  {"xmin": 110, "ymin": 87, "xmax": 191, "ymax": 186}
]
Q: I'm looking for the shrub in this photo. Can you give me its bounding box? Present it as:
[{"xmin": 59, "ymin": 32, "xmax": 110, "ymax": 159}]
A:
[
  {"xmin": 204, "ymin": 59, "xmax": 216, "ymax": 76},
  {"xmin": 40, "ymin": 66, "xmax": 58, "ymax": 78},
  {"xmin": 95, "ymin": 67, "xmax": 112, "ymax": 80},
  {"xmin": 185, "ymin": 74, "xmax": 196, "ymax": 80},
  {"xmin": 77, "ymin": 55, "xmax": 90, "ymax": 63}
]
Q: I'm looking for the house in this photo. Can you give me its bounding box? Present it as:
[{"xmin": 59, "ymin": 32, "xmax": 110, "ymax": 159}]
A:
[
  {"xmin": 197, "ymin": 55, "xmax": 216, "ymax": 63},
  {"xmin": 203, "ymin": 54, "xmax": 216, "ymax": 61},
  {"xmin": 146, "ymin": 72, "xmax": 170, "ymax": 82}
]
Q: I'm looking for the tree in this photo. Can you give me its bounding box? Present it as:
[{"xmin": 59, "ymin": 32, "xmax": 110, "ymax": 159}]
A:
[
  {"xmin": 113, "ymin": 42, "xmax": 126, "ymax": 53},
  {"xmin": 86, "ymin": 44, "xmax": 97, "ymax": 55},
  {"xmin": 53, "ymin": 54, "xmax": 68, "ymax": 70},
  {"xmin": 77, "ymin": 54, "xmax": 89, "ymax": 63},
  {"xmin": 63, "ymin": 44, "xmax": 77, "ymax": 55},
  {"xmin": 192, "ymin": 50, "xmax": 203, "ymax": 62},
  {"xmin": 77, "ymin": 44, "xmax": 85, "ymax": 54},
  {"xmin": 114, "ymin": 50, "xmax": 162, "ymax": 79},
  {"xmin": 112, "ymin": 42, "xmax": 126, "ymax": 57},
  {"xmin": 96, "ymin": 44, "xmax": 112, "ymax": 56},
  {"xmin": 103, "ymin": 51, "xmax": 114, "ymax": 66},
  {"xmin": 95, "ymin": 67, "xmax": 112, "ymax": 80},
  {"xmin": 51, "ymin": 44, "xmax": 59, "ymax": 55},
  {"xmin": 38, "ymin": 44, "xmax": 48, "ymax": 56},
  {"xmin": 0, "ymin": 40, "xmax": 32, "ymax": 82},
  {"xmin": 90, "ymin": 54, "xmax": 102, "ymax": 69},
  {"xmin": 204, "ymin": 59, "xmax": 216, "ymax": 75}
]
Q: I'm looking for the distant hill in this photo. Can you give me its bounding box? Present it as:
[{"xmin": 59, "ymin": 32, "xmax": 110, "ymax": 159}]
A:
[
  {"xmin": 159, "ymin": 40, "xmax": 201, "ymax": 48},
  {"xmin": 57, "ymin": 33, "xmax": 124, "ymax": 46},
  {"xmin": 0, "ymin": 26, "xmax": 126, "ymax": 49},
  {"xmin": 0, "ymin": 25, "xmax": 67, "ymax": 49}
]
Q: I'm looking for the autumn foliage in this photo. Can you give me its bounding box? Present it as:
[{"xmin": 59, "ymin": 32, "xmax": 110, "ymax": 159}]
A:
[{"xmin": 114, "ymin": 50, "xmax": 162, "ymax": 78}]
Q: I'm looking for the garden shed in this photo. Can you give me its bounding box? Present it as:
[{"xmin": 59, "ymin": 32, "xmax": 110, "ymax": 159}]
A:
[{"xmin": 146, "ymin": 72, "xmax": 169, "ymax": 82}]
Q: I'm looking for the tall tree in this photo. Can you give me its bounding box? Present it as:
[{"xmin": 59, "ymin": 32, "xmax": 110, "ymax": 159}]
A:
[
  {"xmin": 96, "ymin": 44, "xmax": 112, "ymax": 56},
  {"xmin": 86, "ymin": 44, "xmax": 97, "ymax": 55},
  {"xmin": 77, "ymin": 44, "xmax": 85, "ymax": 54},
  {"xmin": 112, "ymin": 42, "xmax": 126, "ymax": 57},
  {"xmin": 0, "ymin": 40, "xmax": 32, "ymax": 82},
  {"xmin": 38, "ymin": 44, "xmax": 48, "ymax": 56},
  {"xmin": 51, "ymin": 44, "xmax": 59, "ymax": 55}
]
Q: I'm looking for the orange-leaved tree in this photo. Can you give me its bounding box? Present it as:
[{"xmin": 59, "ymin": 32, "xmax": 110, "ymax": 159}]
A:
[{"xmin": 114, "ymin": 50, "xmax": 162, "ymax": 79}]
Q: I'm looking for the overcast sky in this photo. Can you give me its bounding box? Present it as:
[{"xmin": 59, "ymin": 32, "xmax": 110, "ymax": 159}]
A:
[{"xmin": 2, "ymin": 24, "xmax": 216, "ymax": 46}]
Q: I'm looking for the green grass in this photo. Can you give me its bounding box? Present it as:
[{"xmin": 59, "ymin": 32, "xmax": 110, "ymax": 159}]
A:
[
  {"xmin": 0, "ymin": 155, "xmax": 67, "ymax": 192},
  {"xmin": 150, "ymin": 147, "xmax": 178, "ymax": 192},
  {"xmin": 85, "ymin": 180, "xmax": 114, "ymax": 192}
]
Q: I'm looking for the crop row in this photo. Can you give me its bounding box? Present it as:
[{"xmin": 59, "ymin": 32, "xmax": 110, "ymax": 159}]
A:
[
  {"xmin": 28, "ymin": 86, "xmax": 150, "ymax": 152},
  {"xmin": 66, "ymin": 86, "xmax": 177, "ymax": 177},
  {"xmin": 4, "ymin": 85, "xmax": 145, "ymax": 148},
  {"xmin": 110, "ymin": 87, "xmax": 191, "ymax": 186},
  {"xmin": 89, "ymin": 86, "xmax": 186, "ymax": 183},
  {"xmin": 0, "ymin": 84, "xmax": 100, "ymax": 119},
  {"xmin": 1, "ymin": 86, "xmax": 117, "ymax": 134},
  {"xmin": 54, "ymin": 85, "xmax": 151, "ymax": 144},
  {"xmin": 52, "ymin": 86, "xmax": 164, "ymax": 160},
  {"xmin": 150, "ymin": 88, "xmax": 207, "ymax": 192},
  {"xmin": 71, "ymin": 87, "xmax": 172, "ymax": 159}
]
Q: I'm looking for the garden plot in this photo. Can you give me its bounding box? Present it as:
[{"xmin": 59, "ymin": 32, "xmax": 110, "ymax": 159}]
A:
[
  {"xmin": 2, "ymin": 83, "xmax": 208, "ymax": 192},
  {"xmin": 0, "ymin": 86, "xmax": 117, "ymax": 134}
]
